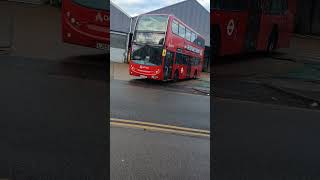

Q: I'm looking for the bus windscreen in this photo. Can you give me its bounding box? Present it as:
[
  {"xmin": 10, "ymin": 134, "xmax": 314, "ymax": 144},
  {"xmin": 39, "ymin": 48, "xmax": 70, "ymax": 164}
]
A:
[
  {"xmin": 72, "ymin": 0, "xmax": 109, "ymax": 10},
  {"xmin": 136, "ymin": 15, "xmax": 168, "ymax": 32}
]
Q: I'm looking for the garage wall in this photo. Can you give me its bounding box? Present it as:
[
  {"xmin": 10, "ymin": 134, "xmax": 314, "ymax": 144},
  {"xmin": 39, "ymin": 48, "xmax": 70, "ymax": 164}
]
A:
[
  {"xmin": 110, "ymin": 33, "xmax": 128, "ymax": 63},
  {"xmin": 110, "ymin": 2, "xmax": 131, "ymax": 63},
  {"xmin": 110, "ymin": 2, "xmax": 131, "ymax": 34}
]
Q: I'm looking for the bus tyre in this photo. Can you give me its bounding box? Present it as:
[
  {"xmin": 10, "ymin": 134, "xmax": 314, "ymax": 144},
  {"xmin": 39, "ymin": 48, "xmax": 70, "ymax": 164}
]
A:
[
  {"xmin": 267, "ymin": 30, "xmax": 278, "ymax": 55},
  {"xmin": 173, "ymin": 71, "xmax": 179, "ymax": 82}
]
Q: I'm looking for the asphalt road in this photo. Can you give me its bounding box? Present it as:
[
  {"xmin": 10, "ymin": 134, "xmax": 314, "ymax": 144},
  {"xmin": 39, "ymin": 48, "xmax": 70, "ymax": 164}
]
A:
[
  {"xmin": 0, "ymin": 55, "xmax": 108, "ymax": 179},
  {"xmin": 110, "ymin": 79, "xmax": 210, "ymax": 130},
  {"xmin": 214, "ymin": 97, "xmax": 320, "ymax": 179},
  {"xmin": 110, "ymin": 127, "xmax": 210, "ymax": 180},
  {"xmin": 110, "ymin": 79, "xmax": 210, "ymax": 179}
]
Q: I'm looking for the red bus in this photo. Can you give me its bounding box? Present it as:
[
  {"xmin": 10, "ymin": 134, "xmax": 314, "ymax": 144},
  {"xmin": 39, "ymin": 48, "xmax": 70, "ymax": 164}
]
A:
[
  {"xmin": 61, "ymin": 0, "xmax": 109, "ymax": 50},
  {"xmin": 211, "ymin": 0, "xmax": 296, "ymax": 56},
  {"xmin": 129, "ymin": 14, "xmax": 205, "ymax": 81}
]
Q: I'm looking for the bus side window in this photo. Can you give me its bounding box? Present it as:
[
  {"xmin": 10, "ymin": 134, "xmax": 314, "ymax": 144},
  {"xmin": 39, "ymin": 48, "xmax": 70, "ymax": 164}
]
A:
[
  {"xmin": 282, "ymin": 0, "xmax": 288, "ymax": 13},
  {"xmin": 191, "ymin": 32, "xmax": 196, "ymax": 43},
  {"xmin": 172, "ymin": 20, "xmax": 179, "ymax": 35},
  {"xmin": 213, "ymin": 0, "xmax": 221, "ymax": 9},
  {"xmin": 181, "ymin": 54, "xmax": 186, "ymax": 65},
  {"xmin": 178, "ymin": 24, "xmax": 186, "ymax": 38},
  {"xmin": 186, "ymin": 29, "xmax": 191, "ymax": 42},
  {"xmin": 270, "ymin": 0, "xmax": 282, "ymax": 14},
  {"xmin": 175, "ymin": 53, "xmax": 182, "ymax": 65},
  {"xmin": 185, "ymin": 55, "xmax": 190, "ymax": 65},
  {"xmin": 263, "ymin": 0, "xmax": 271, "ymax": 13}
]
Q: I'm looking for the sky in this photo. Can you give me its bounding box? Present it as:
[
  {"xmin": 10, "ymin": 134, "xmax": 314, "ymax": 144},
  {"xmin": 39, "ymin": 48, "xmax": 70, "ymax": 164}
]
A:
[{"xmin": 111, "ymin": 0, "xmax": 210, "ymax": 17}]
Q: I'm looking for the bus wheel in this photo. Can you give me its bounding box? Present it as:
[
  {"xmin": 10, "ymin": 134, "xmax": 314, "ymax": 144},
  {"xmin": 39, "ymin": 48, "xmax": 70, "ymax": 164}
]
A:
[
  {"xmin": 267, "ymin": 30, "xmax": 278, "ymax": 55},
  {"xmin": 173, "ymin": 71, "xmax": 179, "ymax": 82}
]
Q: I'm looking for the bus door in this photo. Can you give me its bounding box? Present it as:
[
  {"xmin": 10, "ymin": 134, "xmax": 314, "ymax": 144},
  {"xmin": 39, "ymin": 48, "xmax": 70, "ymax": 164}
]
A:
[
  {"xmin": 186, "ymin": 56, "xmax": 191, "ymax": 78},
  {"xmin": 245, "ymin": 0, "xmax": 263, "ymax": 51},
  {"xmin": 164, "ymin": 50, "xmax": 174, "ymax": 80}
]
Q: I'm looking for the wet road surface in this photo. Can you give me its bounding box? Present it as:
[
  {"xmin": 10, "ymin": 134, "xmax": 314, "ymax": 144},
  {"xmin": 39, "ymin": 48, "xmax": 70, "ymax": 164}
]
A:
[
  {"xmin": 110, "ymin": 79, "xmax": 210, "ymax": 130},
  {"xmin": 111, "ymin": 127, "xmax": 209, "ymax": 180}
]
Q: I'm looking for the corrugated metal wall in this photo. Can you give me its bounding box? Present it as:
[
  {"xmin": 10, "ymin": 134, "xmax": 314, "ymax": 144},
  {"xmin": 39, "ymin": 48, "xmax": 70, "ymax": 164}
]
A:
[
  {"xmin": 110, "ymin": 2, "xmax": 131, "ymax": 62},
  {"xmin": 110, "ymin": 2, "xmax": 131, "ymax": 33}
]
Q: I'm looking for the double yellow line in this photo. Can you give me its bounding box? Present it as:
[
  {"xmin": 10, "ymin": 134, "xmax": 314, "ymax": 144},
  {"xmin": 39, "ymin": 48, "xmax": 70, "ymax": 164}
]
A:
[{"xmin": 110, "ymin": 118, "xmax": 210, "ymax": 138}]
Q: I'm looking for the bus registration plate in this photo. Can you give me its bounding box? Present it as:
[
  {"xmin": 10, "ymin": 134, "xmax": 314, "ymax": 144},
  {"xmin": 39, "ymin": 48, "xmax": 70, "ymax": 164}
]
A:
[{"xmin": 140, "ymin": 75, "xmax": 147, "ymax": 78}]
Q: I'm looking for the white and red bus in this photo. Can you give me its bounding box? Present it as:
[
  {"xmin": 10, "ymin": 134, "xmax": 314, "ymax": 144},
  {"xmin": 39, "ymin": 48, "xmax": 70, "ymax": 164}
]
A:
[
  {"xmin": 129, "ymin": 14, "xmax": 205, "ymax": 81},
  {"xmin": 61, "ymin": 0, "xmax": 109, "ymax": 50},
  {"xmin": 211, "ymin": 0, "xmax": 296, "ymax": 56}
]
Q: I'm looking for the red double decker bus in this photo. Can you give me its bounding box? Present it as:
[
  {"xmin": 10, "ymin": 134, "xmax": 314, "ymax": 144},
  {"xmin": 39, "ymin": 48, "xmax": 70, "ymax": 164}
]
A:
[
  {"xmin": 211, "ymin": 0, "xmax": 296, "ymax": 56},
  {"xmin": 129, "ymin": 14, "xmax": 205, "ymax": 81},
  {"xmin": 61, "ymin": 0, "xmax": 109, "ymax": 50}
]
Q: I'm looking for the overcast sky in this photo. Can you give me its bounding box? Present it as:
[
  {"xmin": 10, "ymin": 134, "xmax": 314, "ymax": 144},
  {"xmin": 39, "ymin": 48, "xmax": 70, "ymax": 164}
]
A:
[{"xmin": 111, "ymin": 0, "xmax": 210, "ymax": 17}]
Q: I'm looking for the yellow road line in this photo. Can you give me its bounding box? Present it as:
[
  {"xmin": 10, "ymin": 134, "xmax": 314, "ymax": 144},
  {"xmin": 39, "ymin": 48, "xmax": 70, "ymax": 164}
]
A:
[
  {"xmin": 111, "ymin": 121, "xmax": 210, "ymax": 138},
  {"xmin": 110, "ymin": 118, "xmax": 210, "ymax": 134}
]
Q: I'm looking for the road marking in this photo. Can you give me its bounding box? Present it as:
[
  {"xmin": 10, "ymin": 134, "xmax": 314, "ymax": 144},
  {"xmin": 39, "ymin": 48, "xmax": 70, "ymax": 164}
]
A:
[
  {"xmin": 111, "ymin": 118, "xmax": 210, "ymax": 133},
  {"xmin": 110, "ymin": 118, "xmax": 210, "ymax": 138}
]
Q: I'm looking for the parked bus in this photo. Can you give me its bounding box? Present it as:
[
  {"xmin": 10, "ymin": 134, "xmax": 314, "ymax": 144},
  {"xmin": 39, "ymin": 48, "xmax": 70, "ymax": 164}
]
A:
[
  {"xmin": 61, "ymin": 0, "xmax": 109, "ymax": 50},
  {"xmin": 129, "ymin": 14, "xmax": 205, "ymax": 81},
  {"xmin": 211, "ymin": 0, "xmax": 296, "ymax": 56}
]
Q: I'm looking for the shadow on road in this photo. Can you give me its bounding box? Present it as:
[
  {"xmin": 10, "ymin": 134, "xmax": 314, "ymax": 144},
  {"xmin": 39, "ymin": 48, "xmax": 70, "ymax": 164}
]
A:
[{"xmin": 60, "ymin": 54, "xmax": 108, "ymax": 66}]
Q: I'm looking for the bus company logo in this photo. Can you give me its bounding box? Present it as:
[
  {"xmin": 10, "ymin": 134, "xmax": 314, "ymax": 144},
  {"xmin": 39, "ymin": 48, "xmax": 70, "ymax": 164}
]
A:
[
  {"xmin": 96, "ymin": 13, "xmax": 109, "ymax": 22},
  {"xmin": 139, "ymin": 65, "xmax": 149, "ymax": 70},
  {"xmin": 227, "ymin": 19, "xmax": 235, "ymax": 36}
]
